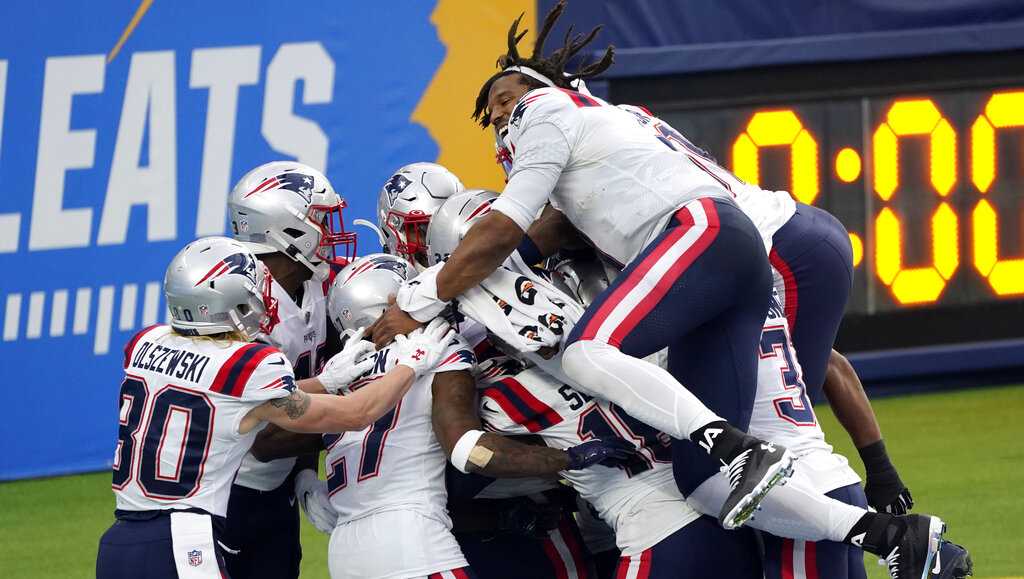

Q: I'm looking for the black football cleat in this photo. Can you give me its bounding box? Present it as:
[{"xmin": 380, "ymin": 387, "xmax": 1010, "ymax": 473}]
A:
[
  {"xmin": 718, "ymin": 438, "xmax": 795, "ymax": 530},
  {"xmin": 880, "ymin": 514, "xmax": 973, "ymax": 579}
]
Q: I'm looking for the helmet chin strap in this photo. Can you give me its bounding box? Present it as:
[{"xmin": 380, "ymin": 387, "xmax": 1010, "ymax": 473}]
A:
[{"xmin": 266, "ymin": 229, "xmax": 329, "ymax": 281}]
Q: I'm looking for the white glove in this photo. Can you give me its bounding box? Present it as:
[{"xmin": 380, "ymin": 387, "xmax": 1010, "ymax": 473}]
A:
[
  {"xmin": 294, "ymin": 469, "xmax": 337, "ymax": 534},
  {"xmin": 392, "ymin": 318, "xmax": 456, "ymax": 377},
  {"xmin": 317, "ymin": 327, "xmax": 377, "ymax": 394}
]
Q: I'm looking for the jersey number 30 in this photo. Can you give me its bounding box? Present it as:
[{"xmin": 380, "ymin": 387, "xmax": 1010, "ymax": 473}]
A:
[{"xmin": 112, "ymin": 376, "xmax": 215, "ymax": 499}]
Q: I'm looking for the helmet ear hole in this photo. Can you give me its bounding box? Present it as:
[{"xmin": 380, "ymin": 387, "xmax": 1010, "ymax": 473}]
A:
[
  {"xmin": 237, "ymin": 304, "xmax": 251, "ymax": 315},
  {"xmin": 283, "ymin": 227, "xmax": 304, "ymax": 239}
]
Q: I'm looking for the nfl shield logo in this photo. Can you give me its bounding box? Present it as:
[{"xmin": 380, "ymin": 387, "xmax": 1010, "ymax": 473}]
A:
[{"xmin": 188, "ymin": 549, "xmax": 203, "ymax": 567}]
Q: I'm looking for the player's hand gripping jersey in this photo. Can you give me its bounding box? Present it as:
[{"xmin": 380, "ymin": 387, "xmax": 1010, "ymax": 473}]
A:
[
  {"xmin": 114, "ymin": 325, "xmax": 295, "ymax": 517},
  {"xmin": 234, "ymin": 276, "xmax": 330, "ymax": 490},
  {"xmin": 478, "ymin": 368, "xmax": 700, "ymax": 556},
  {"xmin": 322, "ymin": 332, "xmax": 475, "ymax": 525}
]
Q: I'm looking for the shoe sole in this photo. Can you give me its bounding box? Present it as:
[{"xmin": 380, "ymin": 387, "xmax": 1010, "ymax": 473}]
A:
[{"xmin": 721, "ymin": 449, "xmax": 796, "ymax": 530}]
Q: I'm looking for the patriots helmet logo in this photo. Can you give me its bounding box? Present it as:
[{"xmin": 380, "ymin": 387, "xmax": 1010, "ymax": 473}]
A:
[
  {"xmin": 509, "ymin": 100, "xmax": 529, "ymax": 129},
  {"xmin": 244, "ymin": 172, "xmax": 320, "ymax": 204},
  {"xmin": 194, "ymin": 252, "xmax": 258, "ymax": 288},
  {"xmin": 383, "ymin": 174, "xmax": 412, "ymax": 206}
]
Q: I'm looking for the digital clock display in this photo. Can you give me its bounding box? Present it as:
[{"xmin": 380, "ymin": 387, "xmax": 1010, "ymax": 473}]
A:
[{"xmin": 659, "ymin": 88, "xmax": 1024, "ymax": 316}]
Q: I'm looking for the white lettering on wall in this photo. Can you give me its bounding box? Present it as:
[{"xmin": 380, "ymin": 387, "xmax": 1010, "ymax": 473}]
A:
[
  {"xmin": 0, "ymin": 60, "xmax": 21, "ymax": 253},
  {"xmin": 261, "ymin": 42, "xmax": 335, "ymax": 171},
  {"xmin": 190, "ymin": 45, "xmax": 261, "ymax": 236},
  {"xmin": 29, "ymin": 55, "xmax": 105, "ymax": 250},
  {"xmin": 98, "ymin": 50, "xmax": 177, "ymax": 245}
]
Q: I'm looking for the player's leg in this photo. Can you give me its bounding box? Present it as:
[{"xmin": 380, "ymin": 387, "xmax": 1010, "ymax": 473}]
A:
[
  {"xmin": 99, "ymin": 512, "xmax": 232, "ymax": 579},
  {"xmin": 563, "ymin": 196, "xmax": 792, "ymax": 528},
  {"xmin": 455, "ymin": 515, "xmax": 590, "ymax": 579},
  {"xmin": 222, "ymin": 480, "xmax": 301, "ymax": 579},
  {"xmin": 96, "ymin": 517, "xmax": 181, "ymax": 579},
  {"xmin": 615, "ymin": 516, "xmax": 762, "ymax": 579},
  {"xmin": 761, "ymin": 483, "xmax": 868, "ymax": 579},
  {"xmin": 769, "ymin": 203, "xmax": 854, "ymax": 394}
]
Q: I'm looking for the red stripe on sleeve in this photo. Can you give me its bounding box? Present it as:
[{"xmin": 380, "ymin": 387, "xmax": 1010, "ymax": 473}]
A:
[
  {"xmin": 636, "ymin": 548, "xmax": 653, "ymax": 579},
  {"xmin": 559, "ymin": 520, "xmax": 589, "ymax": 578},
  {"xmin": 614, "ymin": 556, "xmax": 631, "ymax": 579},
  {"xmin": 500, "ymin": 377, "xmax": 562, "ymax": 427},
  {"xmin": 227, "ymin": 346, "xmax": 278, "ymax": 397},
  {"xmin": 482, "ymin": 387, "xmax": 540, "ymax": 432},
  {"xmin": 210, "ymin": 345, "xmax": 255, "ymax": 395}
]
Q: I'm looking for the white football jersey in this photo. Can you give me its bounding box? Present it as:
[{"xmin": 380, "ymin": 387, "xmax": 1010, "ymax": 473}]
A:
[
  {"xmin": 616, "ymin": 104, "xmax": 796, "ymax": 254},
  {"xmin": 324, "ymin": 333, "xmax": 475, "ymax": 526},
  {"xmin": 749, "ymin": 289, "xmax": 860, "ymax": 493},
  {"xmin": 113, "ymin": 325, "xmax": 295, "ymax": 517},
  {"xmin": 235, "ymin": 277, "xmax": 329, "ymax": 491},
  {"xmin": 494, "ymin": 87, "xmax": 735, "ymax": 267},
  {"xmin": 478, "ymin": 368, "xmax": 700, "ymax": 556}
]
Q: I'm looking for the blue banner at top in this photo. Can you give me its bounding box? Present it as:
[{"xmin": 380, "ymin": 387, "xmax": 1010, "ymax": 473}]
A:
[{"xmin": 539, "ymin": 0, "xmax": 1024, "ymax": 76}]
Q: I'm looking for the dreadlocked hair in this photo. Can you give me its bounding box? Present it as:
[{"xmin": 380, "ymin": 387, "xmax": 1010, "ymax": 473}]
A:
[{"xmin": 472, "ymin": 0, "xmax": 614, "ymax": 127}]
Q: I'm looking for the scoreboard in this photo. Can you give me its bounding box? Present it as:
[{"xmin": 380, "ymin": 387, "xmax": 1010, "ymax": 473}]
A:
[{"xmin": 612, "ymin": 54, "xmax": 1024, "ymax": 351}]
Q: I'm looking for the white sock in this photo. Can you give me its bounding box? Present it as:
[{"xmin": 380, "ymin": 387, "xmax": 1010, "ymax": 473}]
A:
[
  {"xmin": 562, "ymin": 340, "xmax": 720, "ymax": 439},
  {"xmin": 689, "ymin": 466, "xmax": 865, "ymax": 542}
]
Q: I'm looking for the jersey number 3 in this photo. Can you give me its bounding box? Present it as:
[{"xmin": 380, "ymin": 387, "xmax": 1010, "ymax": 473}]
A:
[
  {"xmin": 759, "ymin": 327, "xmax": 816, "ymax": 426},
  {"xmin": 112, "ymin": 376, "xmax": 215, "ymax": 499}
]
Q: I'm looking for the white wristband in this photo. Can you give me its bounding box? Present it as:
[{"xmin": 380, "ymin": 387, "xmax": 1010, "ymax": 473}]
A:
[{"xmin": 450, "ymin": 429, "xmax": 486, "ymax": 474}]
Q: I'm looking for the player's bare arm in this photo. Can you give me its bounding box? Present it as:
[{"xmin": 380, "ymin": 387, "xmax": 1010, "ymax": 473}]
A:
[
  {"xmin": 240, "ymin": 364, "xmax": 416, "ymax": 434},
  {"xmin": 824, "ymin": 349, "xmax": 913, "ymax": 513},
  {"xmin": 250, "ymin": 423, "xmax": 325, "ymax": 462},
  {"xmin": 431, "ymin": 370, "xmax": 569, "ymax": 477},
  {"xmin": 525, "ymin": 204, "xmax": 586, "ymax": 258},
  {"xmin": 822, "ymin": 349, "xmax": 882, "ymax": 446}
]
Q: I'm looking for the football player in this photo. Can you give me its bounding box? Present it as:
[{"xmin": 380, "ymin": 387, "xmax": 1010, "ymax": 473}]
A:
[
  {"xmin": 96, "ymin": 237, "xmax": 453, "ymax": 579},
  {"xmin": 378, "ymin": 171, "xmax": 600, "ymax": 579},
  {"xmin": 373, "ymin": 2, "xmax": 796, "ymax": 534},
  {"xmin": 221, "ymin": 160, "xmax": 356, "ymax": 578},
  {"xmin": 557, "ymin": 254, "xmax": 972, "ymax": 579},
  {"xmin": 258, "ymin": 253, "xmax": 634, "ymax": 579},
  {"xmin": 478, "ymin": 362, "xmax": 764, "ymax": 579},
  {"xmin": 377, "ymin": 162, "xmax": 464, "ymax": 271}
]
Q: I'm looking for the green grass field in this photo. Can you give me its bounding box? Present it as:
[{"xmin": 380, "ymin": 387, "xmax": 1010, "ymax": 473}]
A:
[{"xmin": 2, "ymin": 385, "xmax": 1022, "ymax": 578}]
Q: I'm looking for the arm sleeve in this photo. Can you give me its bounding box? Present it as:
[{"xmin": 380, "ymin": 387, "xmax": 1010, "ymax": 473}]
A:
[{"xmin": 491, "ymin": 122, "xmax": 571, "ymax": 232}]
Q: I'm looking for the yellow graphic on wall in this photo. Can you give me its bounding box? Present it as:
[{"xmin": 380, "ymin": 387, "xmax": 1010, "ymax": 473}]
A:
[{"xmin": 413, "ymin": 0, "xmax": 536, "ymax": 191}]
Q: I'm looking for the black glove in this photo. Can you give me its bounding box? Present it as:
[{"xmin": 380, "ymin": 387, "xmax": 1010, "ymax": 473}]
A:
[
  {"xmin": 497, "ymin": 498, "xmax": 562, "ymax": 538},
  {"xmin": 566, "ymin": 438, "xmax": 636, "ymax": 470},
  {"xmin": 859, "ymin": 440, "xmax": 914, "ymax": 514}
]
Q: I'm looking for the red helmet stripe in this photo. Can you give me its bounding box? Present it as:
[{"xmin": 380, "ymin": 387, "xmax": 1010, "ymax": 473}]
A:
[
  {"xmin": 243, "ymin": 176, "xmax": 281, "ymax": 198},
  {"xmin": 193, "ymin": 261, "xmax": 230, "ymax": 287}
]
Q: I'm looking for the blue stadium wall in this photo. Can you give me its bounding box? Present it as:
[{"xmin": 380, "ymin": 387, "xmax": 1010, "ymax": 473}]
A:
[{"xmin": 3, "ymin": 0, "xmax": 1022, "ymax": 480}]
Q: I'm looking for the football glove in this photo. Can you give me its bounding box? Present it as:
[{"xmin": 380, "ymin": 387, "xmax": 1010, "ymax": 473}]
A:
[
  {"xmin": 317, "ymin": 327, "xmax": 377, "ymax": 394},
  {"xmin": 294, "ymin": 469, "xmax": 338, "ymax": 534},
  {"xmin": 566, "ymin": 438, "xmax": 637, "ymax": 470},
  {"xmin": 859, "ymin": 440, "xmax": 914, "ymax": 514},
  {"xmin": 393, "ymin": 318, "xmax": 455, "ymax": 377}
]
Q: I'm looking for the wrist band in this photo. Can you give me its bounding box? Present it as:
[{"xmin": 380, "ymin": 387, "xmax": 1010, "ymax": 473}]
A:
[{"xmin": 451, "ymin": 429, "xmax": 487, "ymax": 474}]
